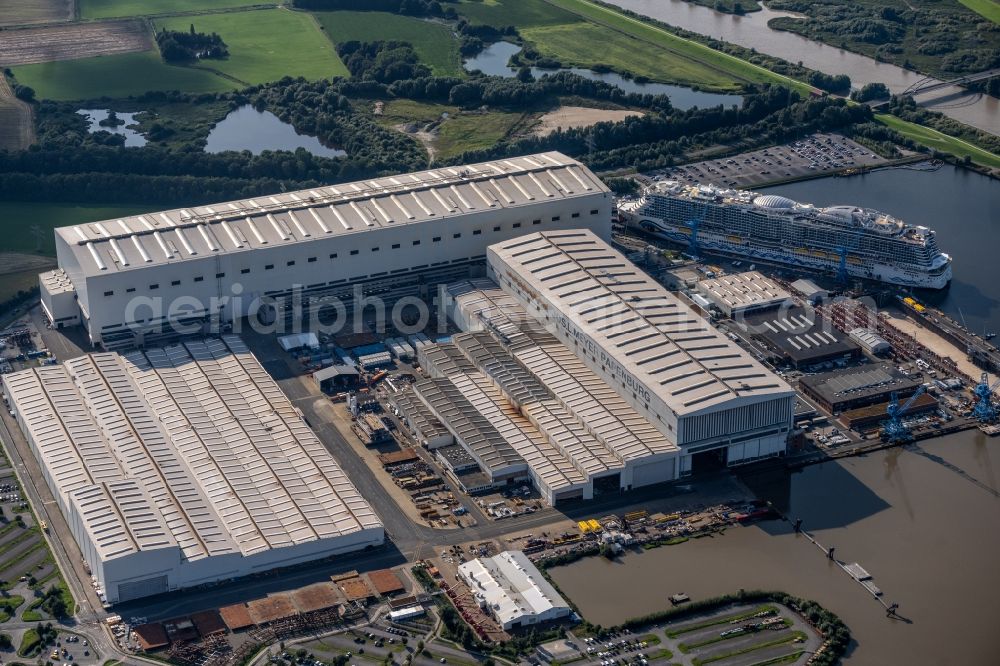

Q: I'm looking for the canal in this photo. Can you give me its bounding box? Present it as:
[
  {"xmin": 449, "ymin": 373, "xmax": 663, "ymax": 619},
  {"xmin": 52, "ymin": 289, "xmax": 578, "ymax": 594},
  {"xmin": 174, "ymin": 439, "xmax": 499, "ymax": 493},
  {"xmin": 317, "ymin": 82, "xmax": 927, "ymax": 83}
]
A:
[
  {"xmin": 760, "ymin": 164, "xmax": 1000, "ymax": 338},
  {"xmin": 548, "ymin": 430, "xmax": 1000, "ymax": 664},
  {"xmin": 603, "ymin": 0, "xmax": 1000, "ymax": 135}
]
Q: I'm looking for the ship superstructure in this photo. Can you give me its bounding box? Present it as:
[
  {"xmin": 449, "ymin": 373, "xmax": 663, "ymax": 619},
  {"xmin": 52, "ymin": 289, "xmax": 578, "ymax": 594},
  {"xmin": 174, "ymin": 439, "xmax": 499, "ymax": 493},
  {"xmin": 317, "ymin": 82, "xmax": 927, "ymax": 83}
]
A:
[{"xmin": 619, "ymin": 181, "xmax": 951, "ymax": 289}]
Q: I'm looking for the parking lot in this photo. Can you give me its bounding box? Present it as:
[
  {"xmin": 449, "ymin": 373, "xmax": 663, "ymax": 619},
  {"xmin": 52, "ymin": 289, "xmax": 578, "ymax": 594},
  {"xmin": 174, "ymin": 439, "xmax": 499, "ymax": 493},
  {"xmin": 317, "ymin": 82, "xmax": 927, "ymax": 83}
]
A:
[
  {"xmin": 650, "ymin": 133, "xmax": 889, "ymax": 189},
  {"xmin": 566, "ymin": 602, "xmax": 822, "ymax": 666}
]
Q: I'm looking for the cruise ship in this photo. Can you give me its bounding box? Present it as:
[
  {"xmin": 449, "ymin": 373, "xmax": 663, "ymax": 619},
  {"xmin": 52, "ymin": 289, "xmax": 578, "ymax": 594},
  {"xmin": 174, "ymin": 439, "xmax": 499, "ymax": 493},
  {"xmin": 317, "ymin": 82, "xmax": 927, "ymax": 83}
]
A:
[{"xmin": 618, "ymin": 181, "xmax": 952, "ymax": 289}]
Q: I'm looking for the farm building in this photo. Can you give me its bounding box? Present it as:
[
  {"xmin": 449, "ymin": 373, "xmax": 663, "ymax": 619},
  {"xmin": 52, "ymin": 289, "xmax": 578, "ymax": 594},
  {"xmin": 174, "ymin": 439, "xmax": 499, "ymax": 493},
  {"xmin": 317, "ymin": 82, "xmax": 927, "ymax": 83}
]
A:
[
  {"xmin": 488, "ymin": 230, "xmax": 796, "ymax": 475},
  {"xmin": 2, "ymin": 336, "xmax": 383, "ymax": 604},
  {"xmin": 38, "ymin": 152, "xmax": 611, "ymax": 349},
  {"xmin": 458, "ymin": 550, "xmax": 572, "ymax": 630}
]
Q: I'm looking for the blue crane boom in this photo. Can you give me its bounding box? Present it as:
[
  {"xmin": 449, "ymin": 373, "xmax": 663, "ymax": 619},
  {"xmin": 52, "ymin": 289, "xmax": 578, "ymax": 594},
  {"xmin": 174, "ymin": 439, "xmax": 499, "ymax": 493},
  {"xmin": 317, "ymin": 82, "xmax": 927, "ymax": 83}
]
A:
[
  {"xmin": 883, "ymin": 386, "xmax": 927, "ymax": 442},
  {"xmin": 972, "ymin": 373, "xmax": 1000, "ymax": 422}
]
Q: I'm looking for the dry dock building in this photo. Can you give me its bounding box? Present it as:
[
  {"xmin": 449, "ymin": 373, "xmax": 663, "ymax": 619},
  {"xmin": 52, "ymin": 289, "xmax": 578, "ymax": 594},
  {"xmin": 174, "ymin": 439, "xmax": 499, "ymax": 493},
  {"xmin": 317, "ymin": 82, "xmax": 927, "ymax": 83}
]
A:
[
  {"xmin": 2, "ymin": 336, "xmax": 383, "ymax": 603},
  {"xmin": 39, "ymin": 152, "xmax": 611, "ymax": 349},
  {"xmin": 487, "ymin": 230, "xmax": 796, "ymax": 473}
]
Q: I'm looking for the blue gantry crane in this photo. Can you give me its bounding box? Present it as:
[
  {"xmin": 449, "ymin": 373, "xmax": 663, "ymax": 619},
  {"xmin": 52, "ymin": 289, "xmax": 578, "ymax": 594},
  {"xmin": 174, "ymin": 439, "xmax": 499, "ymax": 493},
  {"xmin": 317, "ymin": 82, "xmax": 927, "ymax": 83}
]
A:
[
  {"xmin": 971, "ymin": 373, "xmax": 1000, "ymax": 423},
  {"xmin": 882, "ymin": 386, "xmax": 927, "ymax": 442},
  {"xmin": 684, "ymin": 203, "xmax": 709, "ymax": 258}
]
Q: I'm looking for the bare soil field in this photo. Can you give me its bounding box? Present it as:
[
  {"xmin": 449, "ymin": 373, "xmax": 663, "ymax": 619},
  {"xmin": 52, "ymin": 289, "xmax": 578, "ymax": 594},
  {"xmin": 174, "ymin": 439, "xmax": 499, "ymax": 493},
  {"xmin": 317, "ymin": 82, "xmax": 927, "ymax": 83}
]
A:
[
  {"xmin": 0, "ymin": 19, "xmax": 151, "ymax": 66},
  {"xmin": 0, "ymin": 0, "xmax": 74, "ymax": 27},
  {"xmin": 0, "ymin": 77, "xmax": 33, "ymax": 151},
  {"xmin": 532, "ymin": 105, "xmax": 643, "ymax": 136}
]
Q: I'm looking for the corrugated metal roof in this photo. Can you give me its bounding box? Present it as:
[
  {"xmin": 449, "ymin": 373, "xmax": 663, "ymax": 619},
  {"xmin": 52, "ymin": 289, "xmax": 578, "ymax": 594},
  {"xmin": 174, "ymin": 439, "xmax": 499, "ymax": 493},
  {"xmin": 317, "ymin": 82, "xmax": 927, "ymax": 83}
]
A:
[
  {"xmin": 488, "ymin": 230, "xmax": 793, "ymax": 416},
  {"xmin": 59, "ymin": 152, "xmax": 605, "ymax": 276},
  {"xmin": 2, "ymin": 336, "xmax": 380, "ymax": 563}
]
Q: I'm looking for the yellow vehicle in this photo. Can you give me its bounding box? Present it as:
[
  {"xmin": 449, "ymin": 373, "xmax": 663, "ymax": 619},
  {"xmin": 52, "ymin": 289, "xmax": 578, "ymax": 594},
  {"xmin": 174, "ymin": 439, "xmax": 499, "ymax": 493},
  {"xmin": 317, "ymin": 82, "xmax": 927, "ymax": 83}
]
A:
[{"xmin": 39, "ymin": 520, "xmax": 48, "ymax": 532}]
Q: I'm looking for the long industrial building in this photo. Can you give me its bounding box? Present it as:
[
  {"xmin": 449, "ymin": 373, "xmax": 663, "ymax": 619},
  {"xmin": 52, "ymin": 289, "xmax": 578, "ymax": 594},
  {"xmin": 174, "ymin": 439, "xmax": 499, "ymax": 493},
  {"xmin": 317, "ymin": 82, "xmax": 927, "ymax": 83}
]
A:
[
  {"xmin": 487, "ymin": 230, "xmax": 796, "ymax": 471},
  {"xmin": 2, "ymin": 336, "xmax": 383, "ymax": 603},
  {"xmin": 40, "ymin": 152, "xmax": 611, "ymax": 349}
]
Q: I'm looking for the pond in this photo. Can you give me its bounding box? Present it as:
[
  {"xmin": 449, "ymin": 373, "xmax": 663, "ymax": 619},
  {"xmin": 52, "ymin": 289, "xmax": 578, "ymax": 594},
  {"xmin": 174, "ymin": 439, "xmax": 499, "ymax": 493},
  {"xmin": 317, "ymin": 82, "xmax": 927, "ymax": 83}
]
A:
[
  {"xmin": 76, "ymin": 109, "xmax": 147, "ymax": 147},
  {"xmin": 204, "ymin": 105, "xmax": 346, "ymax": 157},
  {"xmin": 464, "ymin": 41, "xmax": 743, "ymax": 110}
]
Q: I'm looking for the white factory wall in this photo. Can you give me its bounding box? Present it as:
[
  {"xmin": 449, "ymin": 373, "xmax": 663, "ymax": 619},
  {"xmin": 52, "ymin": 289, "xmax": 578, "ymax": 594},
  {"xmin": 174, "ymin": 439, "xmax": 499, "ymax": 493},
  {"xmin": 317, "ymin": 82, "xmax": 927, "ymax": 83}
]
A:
[{"xmin": 56, "ymin": 197, "xmax": 611, "ymax": 345}]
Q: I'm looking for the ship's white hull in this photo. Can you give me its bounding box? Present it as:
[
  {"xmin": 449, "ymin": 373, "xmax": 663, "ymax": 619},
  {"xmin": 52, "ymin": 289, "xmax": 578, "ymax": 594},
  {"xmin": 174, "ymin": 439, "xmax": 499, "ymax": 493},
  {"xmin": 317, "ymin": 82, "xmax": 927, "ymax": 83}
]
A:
[{"xmin": 628, "ymin": 216, "xmax": 952, "ymax": 290}]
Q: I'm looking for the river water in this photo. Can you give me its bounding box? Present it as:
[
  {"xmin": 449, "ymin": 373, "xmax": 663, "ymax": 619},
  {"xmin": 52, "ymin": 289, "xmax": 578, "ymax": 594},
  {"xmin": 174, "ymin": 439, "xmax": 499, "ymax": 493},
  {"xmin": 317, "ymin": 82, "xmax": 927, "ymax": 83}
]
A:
[
  {"xmin": 548, "ymin": 430, "xmax": 1000, "ymax": 664},
  {"xmin": 604, "ymin": 0, "xmax": 1000, "ymax": 135},
  {"xmin": 759, "ymin": 165, "xmax": 1000, "ymax": 337},
  {"xmin": 464, "ymin": 41, "xmax": 743, "ymax": 110}
]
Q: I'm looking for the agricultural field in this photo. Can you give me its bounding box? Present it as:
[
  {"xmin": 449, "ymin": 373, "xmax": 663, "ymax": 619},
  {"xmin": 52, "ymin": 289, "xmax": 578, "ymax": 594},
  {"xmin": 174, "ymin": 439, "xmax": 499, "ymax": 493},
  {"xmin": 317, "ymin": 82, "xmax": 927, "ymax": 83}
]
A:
[
  {"xmin": 520, "ymin": 22, "xmax": 744, "ymax": 91},
  {"xmin": 0, "ymin": 19, "xmax": 152, "ymax": 67},
  {"xmin": 0, "ymin": 0, "xmax": 73, "ymax": 27},
  {"xmin": 9, "ymin": 50, "xmax": 234, "ymax": 101},
  {"xmin": 958, "ymin": 0, "xmax": 1000, "ymax": 23},
  {"xmin": 79, "ymin": 0, "xmax": 272, "ymax": 20},
  {"xmin": 153, "ymin": 8, "xmax": 348, "ymax": 85},
  {"xmin": 455, "ymin": 0, "xmax": 579, "ymax": 27},
  {"xmin": 314, "ymin": 10, "xmax": 463, "ymax": 77},
  {"xmin": 0, "ymin": 202, "xmax": 159, "ymax": 256},
  {"xmin": 877, "ymin": 114, "xmax": 1000, "ymax": 169},
  {"xmin": 0, "ymin": 77, "xmax": 33, "ymax": 152},
  {"xmin": 542, "ymin": 0, "xmax": 808, "ymax": 92}
]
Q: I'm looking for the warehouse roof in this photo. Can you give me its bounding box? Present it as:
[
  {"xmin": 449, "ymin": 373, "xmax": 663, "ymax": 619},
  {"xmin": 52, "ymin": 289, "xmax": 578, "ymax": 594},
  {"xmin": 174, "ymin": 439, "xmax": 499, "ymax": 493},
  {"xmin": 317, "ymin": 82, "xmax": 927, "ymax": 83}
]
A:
[
  {"xmin": 488, "ymin": 230, "xmax": 792, "ymax": 416},
  {"xmin": 57, "ymin": 152, "xmax": 605, "ymax": 276},
  {"xmin": 459, "ymin": 551, "xmax": 569, "ymax": 628},
  {"xmin": 2, "ymin": 336, "xmax": 380, "ymax": 564},
  {"xmin": 799, "ymin": 363, "xmax": 922, "ymax": 405},
  {"xmin": 696, "ymin": 271, "xmax": 791, "ymax": 314},
  {"xmin": 445, "ymin": 280, "xmax": 677, "ymax": 459},
  {"xmin": 742, "ymin": 307, "xmax": 859, "ymax": 363}
]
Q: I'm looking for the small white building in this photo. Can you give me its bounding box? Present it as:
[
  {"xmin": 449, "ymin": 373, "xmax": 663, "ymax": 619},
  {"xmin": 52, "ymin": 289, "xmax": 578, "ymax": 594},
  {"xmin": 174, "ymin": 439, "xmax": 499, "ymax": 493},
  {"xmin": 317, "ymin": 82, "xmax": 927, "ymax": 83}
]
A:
[
  {"xmin": 850, "ymin": 327, "xmax": 891, "ymax": 355},
  {"xmin": 458, "ymin": 551, "xmax": 572, "ymax": 630}
]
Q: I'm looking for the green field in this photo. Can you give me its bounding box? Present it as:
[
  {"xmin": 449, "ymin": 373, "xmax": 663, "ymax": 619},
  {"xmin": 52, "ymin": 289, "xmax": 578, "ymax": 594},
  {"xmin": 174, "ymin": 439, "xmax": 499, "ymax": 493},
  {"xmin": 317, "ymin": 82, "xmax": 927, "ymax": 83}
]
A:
[
  {"xmin": 877, "ymin": 114, "xmax": 1000, "ymax": 168},
  {"xmin": 958, "ymin": 0, "xmax": 1000, "ymax": 23},
  {"xmin": 154, "ymin": 9, "xmax": 348, "ymax": 85},
  {"xmin": 521, "ymin": 22, "xmax": 742, "ymax": 91},
  {"xmin": 435, "ymin": 111, "xmax": 528, "ymax": 158},
  {"xmin": 80, "ymin": 0, "xmax": 271, "ymax": 19},
  {"xmin": 10, "ymin": 50, "xmax": 233, "ymax": 101},
  {"xmin": 456, "ymin": 0, "xmax": 579, "ymax": 26},
  {"xmin": 314, "ymin": 10, "xmax": 463, "ymax": 77},
  {"xmin": 542, "ymin": 0, "xmax": 811, "ymax": 93},
  {"xmin": 0, "ymin": 202, "xmax": 159, "ymax": 255}
]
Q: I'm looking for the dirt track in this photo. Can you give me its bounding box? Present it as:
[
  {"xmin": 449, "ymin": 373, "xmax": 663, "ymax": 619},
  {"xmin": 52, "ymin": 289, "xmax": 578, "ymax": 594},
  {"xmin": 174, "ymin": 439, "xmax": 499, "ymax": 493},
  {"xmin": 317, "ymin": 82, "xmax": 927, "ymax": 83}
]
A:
[
  {"xmin": 0, "ymin": 0, "xmax": 73, "ymax": 27},
  {"xmin": 0, "ymin": 76, "xmax": 33, "ymax": 151},
  {"xmin": 0, "ymin": 20, "xmax": 152, "ymax": 66},
  {"xmin": 532, "ymin": 105, "xmax": 643, "ymax": 136}
]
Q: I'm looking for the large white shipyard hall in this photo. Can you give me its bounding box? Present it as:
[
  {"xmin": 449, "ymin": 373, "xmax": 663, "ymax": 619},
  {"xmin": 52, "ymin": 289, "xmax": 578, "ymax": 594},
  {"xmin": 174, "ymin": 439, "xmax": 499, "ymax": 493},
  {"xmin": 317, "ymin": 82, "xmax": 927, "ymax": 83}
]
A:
[
  {"xmin": 39, "ymin": 152, "xmax": 612, "ymax": 349},
  {"xmin": 487, "ymin": 230, "xmax": 795, "ymax": 472},
  {"xmin": 2, "ymin": 336, "xmax": 383, "ymax": 603}
]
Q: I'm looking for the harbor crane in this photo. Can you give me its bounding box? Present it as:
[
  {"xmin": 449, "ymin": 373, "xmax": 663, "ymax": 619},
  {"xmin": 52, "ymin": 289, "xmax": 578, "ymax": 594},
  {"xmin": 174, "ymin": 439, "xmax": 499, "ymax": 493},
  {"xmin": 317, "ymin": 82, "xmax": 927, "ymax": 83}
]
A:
[
  {"xmin": 882, "ymin": 386, "xmax": 927, "ymax": 443},
  {"xmin": 971, "ymin": 373, "xmax": 1000, "ymax": 423},
  {"xmin": 684, "ymin": 203, "xmax": 709, "ymax": 258}
]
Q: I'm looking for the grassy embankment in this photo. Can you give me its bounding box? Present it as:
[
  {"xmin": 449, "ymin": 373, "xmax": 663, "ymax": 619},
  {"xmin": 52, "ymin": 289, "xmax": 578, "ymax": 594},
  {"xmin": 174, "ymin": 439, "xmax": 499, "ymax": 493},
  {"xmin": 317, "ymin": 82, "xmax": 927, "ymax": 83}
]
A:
[
  {"xmin": 456, "ymin": 0, "xmax": 812, "ymax": 94},
  {"xmin": 876, "ymin": 114, "xmax": 1000, "ymax": 168},
  {"xmin": 314, "ymin": 10, "xmax": 464, "ymax": 77},
  {"xmin": 957, "ymin": 0, "xmax": 1000, "ymax": 23}
]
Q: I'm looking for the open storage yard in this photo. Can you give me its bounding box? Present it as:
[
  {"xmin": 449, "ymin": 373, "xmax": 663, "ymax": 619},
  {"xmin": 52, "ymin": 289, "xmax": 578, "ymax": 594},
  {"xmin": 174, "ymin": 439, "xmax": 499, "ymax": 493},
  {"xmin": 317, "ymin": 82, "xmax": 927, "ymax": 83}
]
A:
[{"xmin": 0, "ymin": 20, "xmax": 151, "ymax": 67}]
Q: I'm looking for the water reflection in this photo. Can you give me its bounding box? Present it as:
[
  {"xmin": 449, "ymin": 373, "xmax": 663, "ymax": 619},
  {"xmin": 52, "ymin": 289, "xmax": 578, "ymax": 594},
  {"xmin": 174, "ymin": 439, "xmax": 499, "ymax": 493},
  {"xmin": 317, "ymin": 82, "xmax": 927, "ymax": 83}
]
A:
[
  {"xmin": 205, "ymin": 105, "xmax": 346, "ymax": 157},
  {"xmin": 464, "ymin": 41, "xmax": 743, "ymax": 110},
  {"xmin": 77, "ymin": 109, "xmax": 147, "ymax": 147}
]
